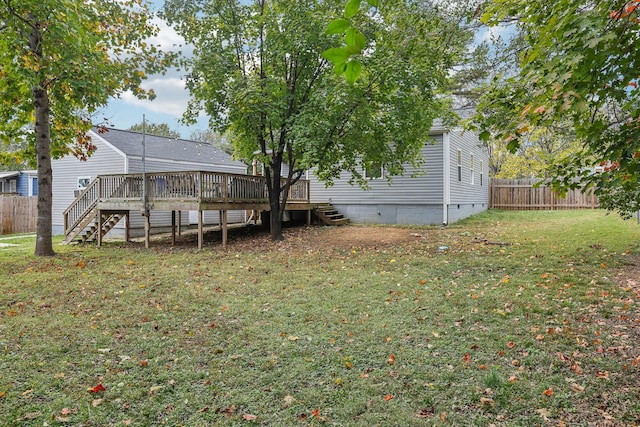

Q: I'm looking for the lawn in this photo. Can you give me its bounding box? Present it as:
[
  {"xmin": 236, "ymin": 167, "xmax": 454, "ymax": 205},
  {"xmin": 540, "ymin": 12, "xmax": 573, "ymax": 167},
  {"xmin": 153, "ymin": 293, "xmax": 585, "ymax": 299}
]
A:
[{"xmin": 0, "ymin": 210, "xmax": 639, "ymax": 426}]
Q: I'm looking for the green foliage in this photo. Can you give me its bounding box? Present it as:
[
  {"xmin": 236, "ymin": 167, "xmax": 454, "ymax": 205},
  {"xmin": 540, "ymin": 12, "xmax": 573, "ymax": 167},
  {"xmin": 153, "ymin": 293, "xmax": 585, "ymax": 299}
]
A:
[
  {"xmin": 163, "ymin": 0, "xmax": 467, "ymax": 238},
  {"xmin": 0, "ymin": 0, "xmax": 174, "ymax": 160},
  {"xmin": 474, "ymin": 0, "xmax": 640, "ymax": 217},
  {"xmin": 128, "ymin": 122, "xmax": 181, "ymax": 139}
]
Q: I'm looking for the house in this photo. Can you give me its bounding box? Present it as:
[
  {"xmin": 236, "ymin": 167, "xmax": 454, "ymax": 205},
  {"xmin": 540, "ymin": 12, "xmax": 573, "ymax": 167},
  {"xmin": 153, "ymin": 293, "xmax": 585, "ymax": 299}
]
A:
[
  {"xmin": 308, "ymin": 123, "xmax": 489, "ymax": 225},
  {"xmin": 51, "ymin": 128, "xmax": 247, "ymax": 237},
  {"xmin": 0, "ymin": 170, "xmax": 37, "ymax": 196}
]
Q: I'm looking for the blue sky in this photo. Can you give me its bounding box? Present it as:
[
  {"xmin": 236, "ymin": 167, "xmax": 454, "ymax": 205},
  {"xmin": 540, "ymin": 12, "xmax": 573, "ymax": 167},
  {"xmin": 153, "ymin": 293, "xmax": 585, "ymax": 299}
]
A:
[{"xmin": 100, "ymin": 1, "xmax": 206, "ymax": 138}]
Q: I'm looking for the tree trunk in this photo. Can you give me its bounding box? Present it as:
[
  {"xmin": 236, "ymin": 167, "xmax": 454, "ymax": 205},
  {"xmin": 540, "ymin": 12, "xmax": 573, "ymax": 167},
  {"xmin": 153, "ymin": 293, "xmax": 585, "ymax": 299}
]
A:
[
  {"xmin": 30, "ymin": 21, "xmax": 55, "ymax": 256},
  {"xmin": 268, "ymin": 169, "xmax": 284, "ymax": 241}
]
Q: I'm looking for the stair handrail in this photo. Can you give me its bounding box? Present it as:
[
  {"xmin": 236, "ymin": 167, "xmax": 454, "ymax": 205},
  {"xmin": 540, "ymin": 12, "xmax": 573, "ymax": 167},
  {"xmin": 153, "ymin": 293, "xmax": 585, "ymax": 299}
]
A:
[{"xmin": 63, "ymin": 177, "xmax": 101, "ymax": 238}]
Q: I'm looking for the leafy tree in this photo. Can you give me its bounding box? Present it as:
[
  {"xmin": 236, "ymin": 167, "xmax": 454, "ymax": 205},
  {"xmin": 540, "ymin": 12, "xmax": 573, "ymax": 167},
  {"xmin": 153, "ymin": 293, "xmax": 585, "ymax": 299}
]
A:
[
  {"xmin": 128, "ymin": 122, "xmax": 181, "ymax": 139},
  {"xmin": 0, "ymin": 0, "xmax": 173, "ymax": 255},
  {"xmin": 494, "ymin": 126, "xmax": 581, "ymax": 179},
  {"xmin": 474, "ymin": 0, "xmax": 640, "ymax": 217},
  {"xmin": 189, "ymin": 129, "xmax": 234, "ymax": 156},
  {"xmin": 163, "ymin": 0, "xmax": 471, "ymax": 240}
]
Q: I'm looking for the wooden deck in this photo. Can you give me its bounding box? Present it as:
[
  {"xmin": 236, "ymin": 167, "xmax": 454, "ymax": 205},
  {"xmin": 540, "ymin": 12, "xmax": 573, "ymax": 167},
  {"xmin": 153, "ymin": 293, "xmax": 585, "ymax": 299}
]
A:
[{"xmin": 63, "ymin": 171, "xmax": 312, "ymax": 249}]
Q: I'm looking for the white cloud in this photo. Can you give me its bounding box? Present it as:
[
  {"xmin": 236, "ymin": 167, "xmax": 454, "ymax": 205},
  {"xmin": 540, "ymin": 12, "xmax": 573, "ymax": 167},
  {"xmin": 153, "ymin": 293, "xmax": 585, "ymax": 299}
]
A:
[
  {"xmin": 149, "ymin": 17, "xmax": 188, "ymax": 52},
  {"xmin": 121, "ymin": 77, "xmax": 188, "ymax": 117}
]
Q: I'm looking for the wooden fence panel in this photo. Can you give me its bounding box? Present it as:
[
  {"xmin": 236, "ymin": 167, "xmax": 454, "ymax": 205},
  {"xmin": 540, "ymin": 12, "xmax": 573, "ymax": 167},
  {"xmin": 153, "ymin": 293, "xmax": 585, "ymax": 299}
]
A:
[
  {"xmin": 489, "ymin": 179, "xmax": 597, "ymax": 210},
  {"xmin": 0, "ymin": 196, "xmax": 37, "ymax": 234}
]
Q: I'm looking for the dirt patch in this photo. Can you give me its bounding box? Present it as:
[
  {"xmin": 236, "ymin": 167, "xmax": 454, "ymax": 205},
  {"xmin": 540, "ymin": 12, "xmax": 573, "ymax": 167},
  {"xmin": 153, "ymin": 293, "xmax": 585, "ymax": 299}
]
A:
[{"xmin": 144, "ymin": 223, "xmax": 428, "ymax": 252}]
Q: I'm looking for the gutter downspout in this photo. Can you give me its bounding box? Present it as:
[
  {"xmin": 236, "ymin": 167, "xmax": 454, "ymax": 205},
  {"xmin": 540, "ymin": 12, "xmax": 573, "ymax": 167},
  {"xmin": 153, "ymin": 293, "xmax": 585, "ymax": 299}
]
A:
[{"xmin": 442, "ymin": 131, "xmax": 451, "ymax": 226}]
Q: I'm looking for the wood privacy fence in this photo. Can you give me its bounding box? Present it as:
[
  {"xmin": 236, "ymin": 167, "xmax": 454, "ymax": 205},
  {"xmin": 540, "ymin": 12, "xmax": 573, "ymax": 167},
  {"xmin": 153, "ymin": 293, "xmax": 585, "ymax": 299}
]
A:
[
  {"xmin": 489, "ymin": 179, "xmax": 598, "ymax": 210},
  {"xmin": 0, "ymin": 196, "xmax": 37, "ymax": 234}
]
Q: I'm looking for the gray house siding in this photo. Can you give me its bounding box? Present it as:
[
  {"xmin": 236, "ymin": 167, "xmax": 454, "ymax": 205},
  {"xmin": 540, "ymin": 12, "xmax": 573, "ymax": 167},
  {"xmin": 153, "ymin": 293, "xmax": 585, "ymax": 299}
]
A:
[
  {"xmin": 310, "ymin": 135, "xmax": 446, "ymax": 225},
  {"xmin": 446, "ymin": 130, "xmax": 489, "ymax": 223},
  {"xmin": 308, "ymin": 129, "xmax": 489, "ymax": 226}
]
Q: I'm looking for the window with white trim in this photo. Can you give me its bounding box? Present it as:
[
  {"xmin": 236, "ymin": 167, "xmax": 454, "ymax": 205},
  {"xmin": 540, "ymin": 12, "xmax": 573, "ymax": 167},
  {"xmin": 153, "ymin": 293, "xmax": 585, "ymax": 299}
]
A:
[
  {"xmin": 77, "ymin": 177, "xmax": 91, "ymax": 190},
  {"xmin": 470, "ymin": 154, "xmax": 475, "ymax": 185},
  {"xmin": 364, "ymin": 162, "xmax": 383, "ymax": 179},
  {"xmin": 480, "ymin": 160, "xmax": 484, "ymax": 186},
  {"xmin": 457, "ymin": 150, "xmax": 462, "ymax": 182}
]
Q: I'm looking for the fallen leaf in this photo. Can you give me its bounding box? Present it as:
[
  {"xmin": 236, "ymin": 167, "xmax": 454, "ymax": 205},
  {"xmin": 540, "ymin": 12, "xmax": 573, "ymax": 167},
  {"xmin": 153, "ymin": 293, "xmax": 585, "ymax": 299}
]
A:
[
  {"xmin": 87, "ymin": 383, "xmax": 106, "ymax": 393},
  {"xmin": 60, "ymin": 408, "xmax": 71, "ymax": 415},
  {"xmin": 197, "ymin": 406, "xmax": 210, "ymax": 413},
  {"xmin": 384, "ymin": 394, "xmax": 393, "ymax": 401},
  {"xmin": 463, "ymin": 353, "xmax": 471, "ymax": 363},
  {"xmin": 508, "ymin": 375, "xmax": 519, "ymax": 384},
  {"xmin": 415, "ymin": 407, "xmax": 434, "ymax": 418},
  {"xmin": 507, "ymin": 341, "xmax": 516, "ymax": 349},
  {"xmin": 91, "ymin": 399, "xmax": 103, "ymax": 407},
  {"xmin": 388, "ymin": 354, "xmax": 396, "ymax": 365},
  {"xmin": 440, "ymin": 412, "xmax": 447, "ymax": 421},
  {"xmin": 283, "ymin": 395, "xmax": 296, "ymax": 407},
  {"xmin": 596, "ymin": 371, "xmax": 609, "ymax": 379},
  {"xmin": 0, "ymin": 391, "xmax": 5, "ymax": 399},
  {"xmin": 480, "ymin": 397, "xmax": 495, "ymax": 406},
  {"xmin": 242, "ymin": 413, "xmax": 258, "ymax": 421},
  {"xmin": 148, "ymin": 385, "xmax": 163, "ymax": 394},
  {"xmin": 542, "ymin": 388, "xmax": 554, "ymax": 396},
  {"xmin": 571, "ymin": 383, "xmax": 585, "ymax": 393},
  {"xmin": 311, "ymin": 408, "xmax": 320, "ymax": 419}
]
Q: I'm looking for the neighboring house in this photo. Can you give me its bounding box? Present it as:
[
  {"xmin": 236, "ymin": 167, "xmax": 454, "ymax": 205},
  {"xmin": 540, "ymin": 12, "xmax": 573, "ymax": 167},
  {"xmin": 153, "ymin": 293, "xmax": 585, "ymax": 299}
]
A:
[
  {"xmin": 0, "ymin": 170, "xmax": 37, "ymax": 196},
  {"xmin": 51, "ymin": 128, "xmax": 247, "ymax": 237},
  {"xmin": 308, "ymin": 123, "xmax": 489, "ymax": 225}
]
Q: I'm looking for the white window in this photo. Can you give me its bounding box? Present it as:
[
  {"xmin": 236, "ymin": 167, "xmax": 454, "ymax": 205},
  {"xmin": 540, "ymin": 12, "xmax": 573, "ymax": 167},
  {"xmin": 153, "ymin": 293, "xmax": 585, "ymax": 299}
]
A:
[
  {"xmin": 480, "ymin": 160, "xmax": 484, "ymax": 186},
  {"xmin": 470, "ymin": 154, "xmax": 475, "ymax": 185},
  {"xmin": 9, "ymin": 179, "xmax": 16, "ymax": 193},
  {"xmin": 365, "ymin": 162, "xmax": 383, "ymax": 179},
  {"xmin": 77, "ymin": 177, "xmax": 91, "ymax": 190},
  {"xmin": 457, "ymin": 150, "xmax": 462, "ymax": 182}
]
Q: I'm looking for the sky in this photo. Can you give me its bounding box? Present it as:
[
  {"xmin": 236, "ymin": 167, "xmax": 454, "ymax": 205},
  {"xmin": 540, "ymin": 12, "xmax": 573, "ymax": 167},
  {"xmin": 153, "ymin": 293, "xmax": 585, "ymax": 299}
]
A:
[{"xmin": 100, "ymin": 2, "xmax": 206, "ymax": 139}]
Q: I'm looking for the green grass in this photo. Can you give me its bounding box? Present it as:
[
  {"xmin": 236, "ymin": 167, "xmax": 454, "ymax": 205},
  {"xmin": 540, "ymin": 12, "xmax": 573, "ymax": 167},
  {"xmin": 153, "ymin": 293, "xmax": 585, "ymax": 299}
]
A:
[{"xmin": 1, "ymin": 210, "xmax": 639, "ymax": 426}]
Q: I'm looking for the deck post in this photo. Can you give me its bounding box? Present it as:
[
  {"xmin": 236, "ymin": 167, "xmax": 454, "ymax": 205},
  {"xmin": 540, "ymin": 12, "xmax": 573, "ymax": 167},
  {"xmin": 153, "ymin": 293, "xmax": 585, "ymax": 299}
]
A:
[
  {"xmin": 125, "ymin": 212, "xmax": 130, "ymax": 243},
  {"xmin": 198, "ymin": 210, "xmax": 204, "ymax": 250},
  {"xmin": 97, "ymin": 209, "xmax": 102, "ymax": 247},
  {"xmin": 222, "ymin": 210, "xmax": 228, "ymax": 249},
  {"xmin": 307, "ymin": 208, "xmax": 311, "ymax": 225},
  {"xmin": 171, "ymin": 211, "xmax": 176, "ymax": 246},
  {"xmin": 177, "ymin": 211, "xmax": 182, "ymax": 236}
]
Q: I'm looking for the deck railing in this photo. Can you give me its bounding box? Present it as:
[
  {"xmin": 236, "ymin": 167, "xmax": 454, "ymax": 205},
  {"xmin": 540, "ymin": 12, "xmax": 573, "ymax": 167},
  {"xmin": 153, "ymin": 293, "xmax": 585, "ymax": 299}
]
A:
[
  {"xmin": 96, "ymin": 171, "xmax": 309, "ymax": 203},
  {"xmin": 63, "ymin": 178, "xmax": 101, "ymax": 235}
]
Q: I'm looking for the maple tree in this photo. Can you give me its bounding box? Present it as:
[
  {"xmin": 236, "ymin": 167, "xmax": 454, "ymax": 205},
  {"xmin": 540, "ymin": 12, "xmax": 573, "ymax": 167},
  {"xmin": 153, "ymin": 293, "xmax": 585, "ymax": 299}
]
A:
[
  {"xmin": 163, "ymin": 0, "xmax": 471, "ymax": 240},
  {"xmin": 0, "ymin": 0, "xmax": 173, "ymax": 255},
  {"xmin": 474, "ymin": 0, "xmax": 640, "ymax": 216}
]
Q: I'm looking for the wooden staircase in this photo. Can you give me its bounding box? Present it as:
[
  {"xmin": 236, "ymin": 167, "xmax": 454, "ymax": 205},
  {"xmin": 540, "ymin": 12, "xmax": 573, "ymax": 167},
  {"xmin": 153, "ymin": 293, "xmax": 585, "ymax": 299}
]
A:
[
  {"xmin": 68, "ymin": 210, "xmax": 126, "ymax": 244},
  {"xmin": 63, "ymin": 178, "xmax": 128, "ymax": 244},
  {"xmin": 314, "ymin": 203, "xmax": 349, "ymax": 226}
]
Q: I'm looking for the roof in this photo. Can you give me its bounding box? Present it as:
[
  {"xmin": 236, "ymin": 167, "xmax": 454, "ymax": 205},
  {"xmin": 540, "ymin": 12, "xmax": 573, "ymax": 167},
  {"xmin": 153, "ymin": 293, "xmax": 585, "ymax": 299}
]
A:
[
  {"xmin": 94, "ymin": 128, "xmax": 244, "ymax": 168},
  {"xmin": 0, "ymin": 171, "xmax": 20, "ymax": 180}
]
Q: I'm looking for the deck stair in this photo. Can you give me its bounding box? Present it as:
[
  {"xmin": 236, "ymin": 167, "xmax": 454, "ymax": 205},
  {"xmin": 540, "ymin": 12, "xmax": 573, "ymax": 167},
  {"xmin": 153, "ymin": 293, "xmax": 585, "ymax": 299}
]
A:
[
  {"xmin": 314, "ymin": 202, "xmax": 349, "ymax": 226},
  {"xmin": 66, "ymin": 209, "xmax": 126, "ymax": 244}
]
